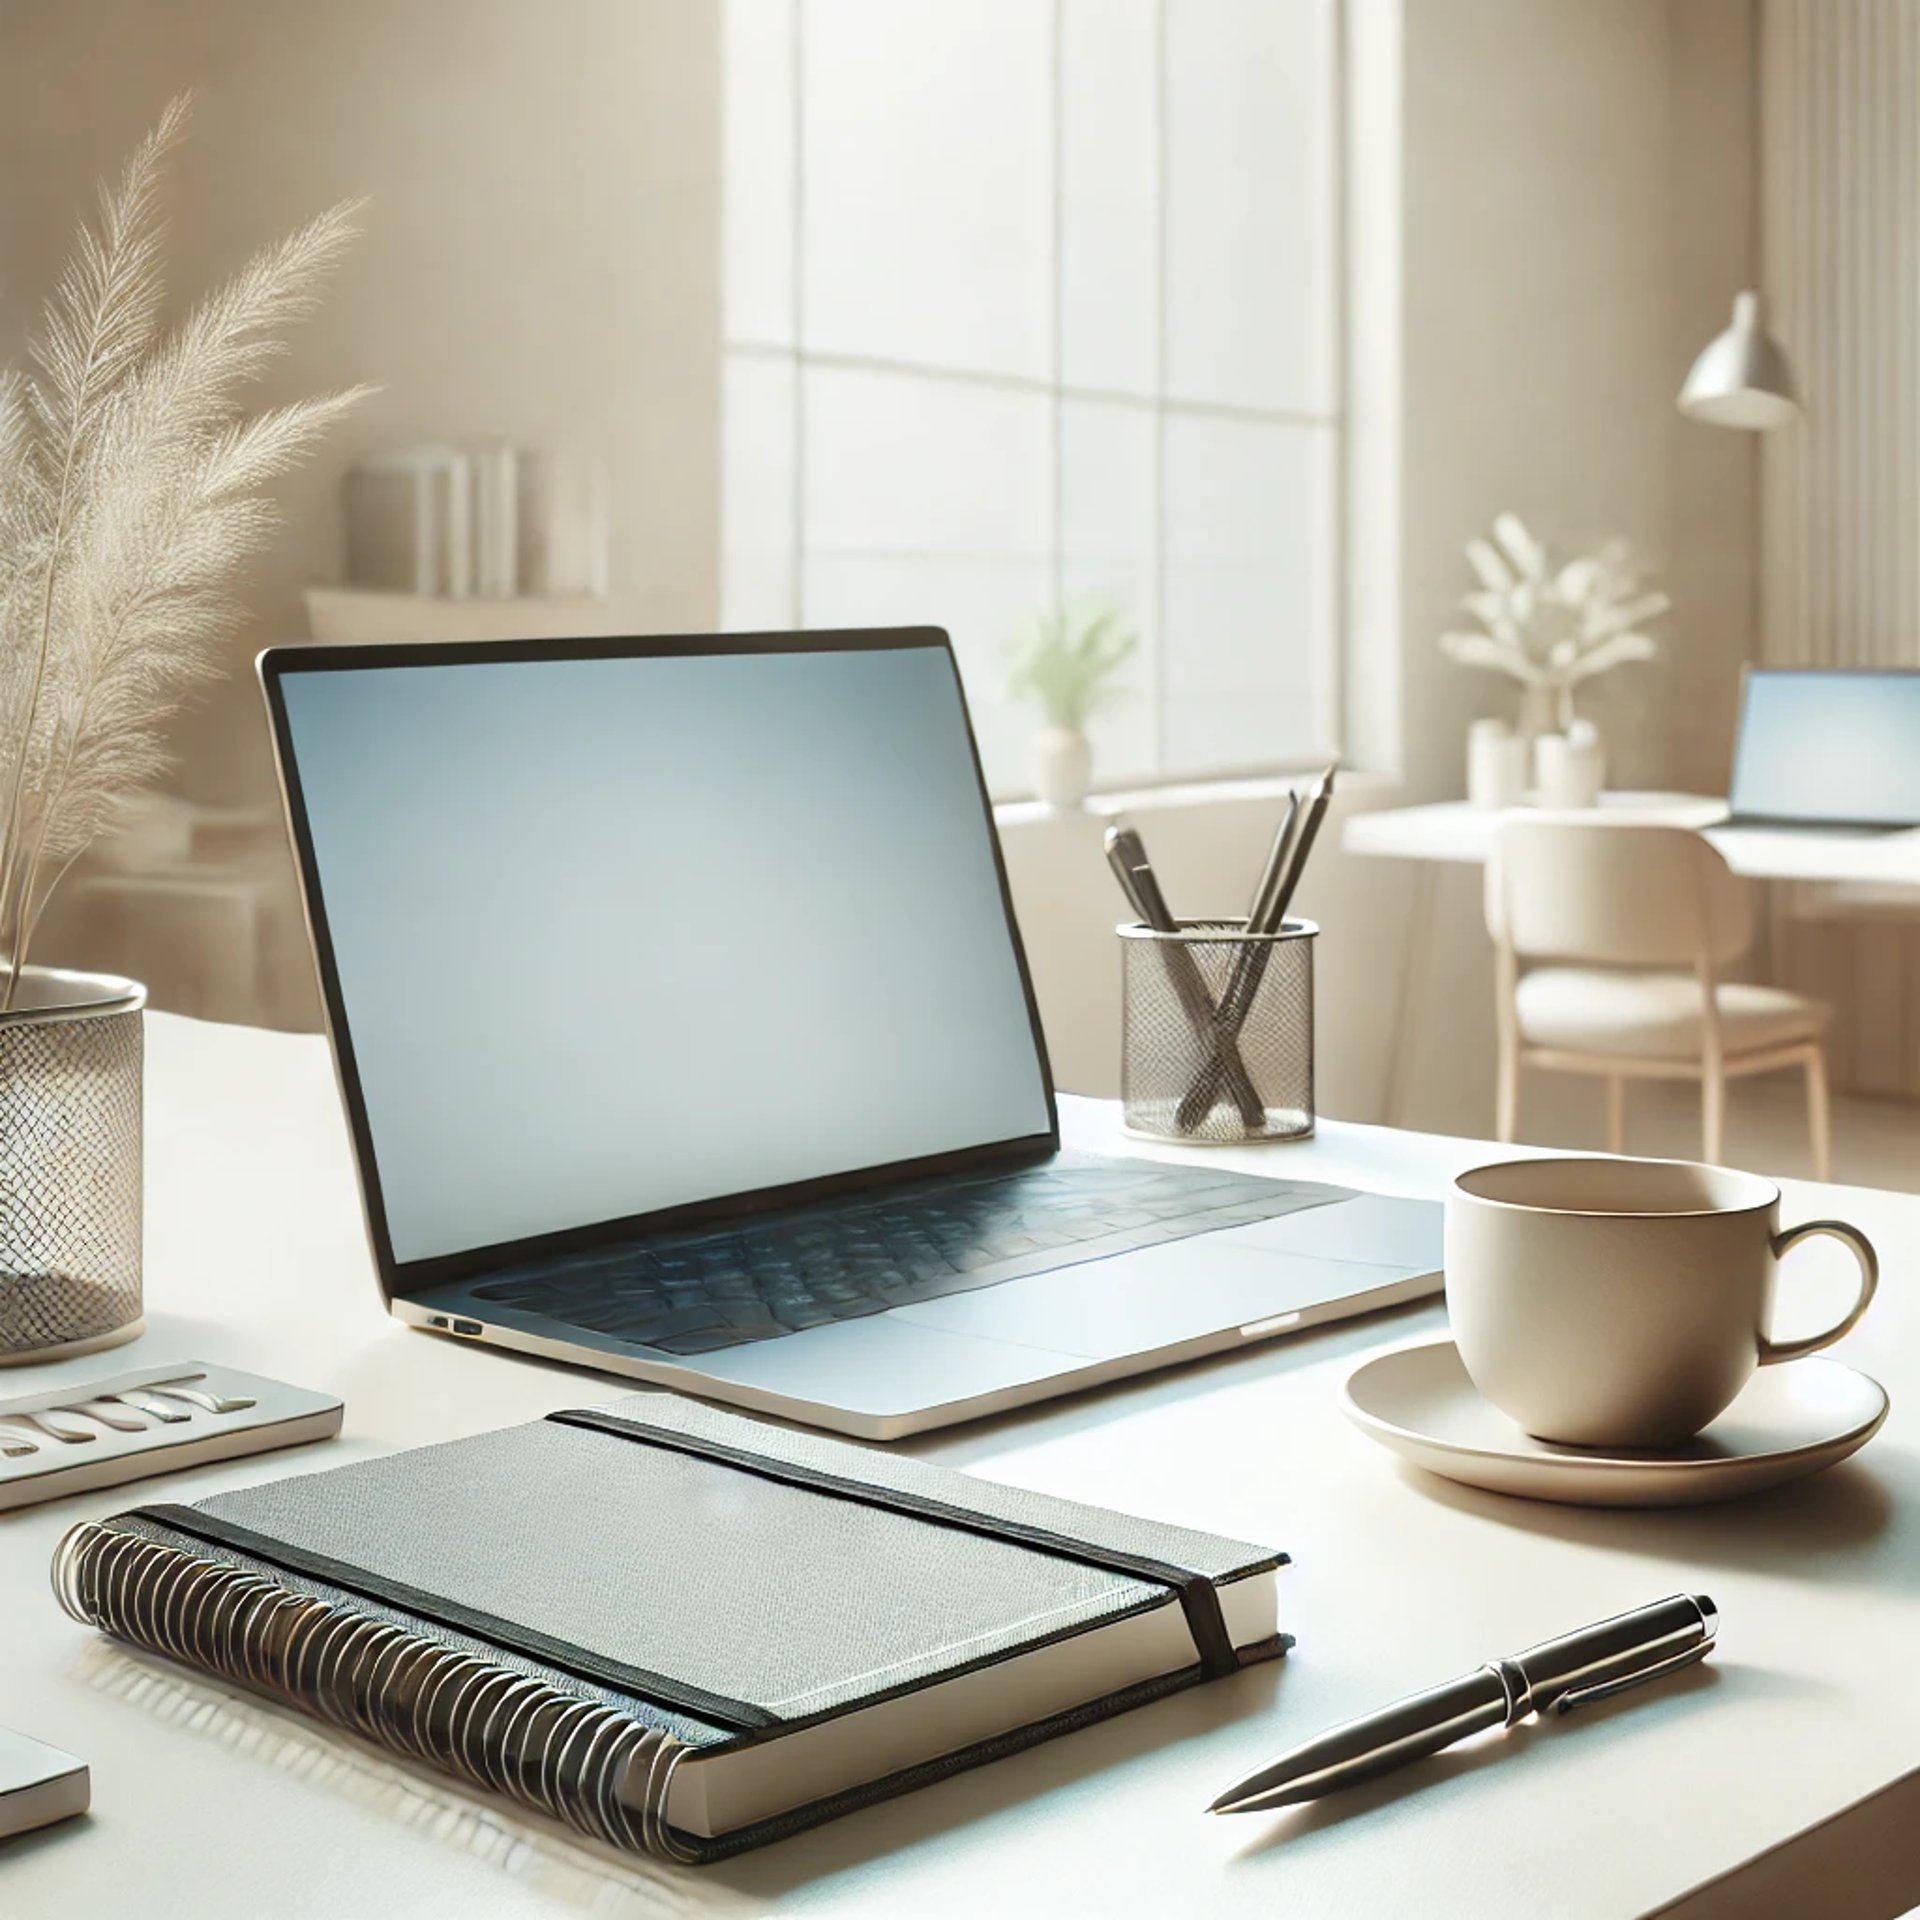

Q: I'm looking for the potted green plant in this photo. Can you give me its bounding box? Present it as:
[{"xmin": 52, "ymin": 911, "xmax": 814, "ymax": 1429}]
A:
[
  {"xmin": 1004, "ymin": 602, "xmax": 1137, "ymax": 808},
  {"xmin": 0, "ymin": 96, "xmax": 366, "ymax": 1360}
]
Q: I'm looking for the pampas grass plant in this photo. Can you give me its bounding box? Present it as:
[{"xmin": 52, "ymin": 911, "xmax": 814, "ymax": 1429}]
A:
[
  {"xmin": 1439, "ymin": 512, "xmax": 1669, "ymax": 732},
  {"xmin": 0, "ymin": 94, "xmax": 369, "ymax": 1005}
]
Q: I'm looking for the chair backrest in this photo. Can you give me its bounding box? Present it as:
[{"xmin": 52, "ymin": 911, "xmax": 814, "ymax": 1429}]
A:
[{"xmin": 1485, "ymin": 815, "xmax": 1753, "ymax": 971}]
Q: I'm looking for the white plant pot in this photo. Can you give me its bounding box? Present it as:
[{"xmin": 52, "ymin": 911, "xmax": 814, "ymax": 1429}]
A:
[
  {"xmin": 1466, "ymin": 718, "xmax": 1529, "ymax": 809},
  {"xmin": 1029, "ymin": 726, "xmax": 1093, "ymax": 809},
  {"xmin": 1534, "ymin": 730, "xmax": 1606, "ymax": 809}
]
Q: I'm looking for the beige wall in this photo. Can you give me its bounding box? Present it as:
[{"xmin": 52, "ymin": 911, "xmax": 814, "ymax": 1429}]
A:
[
  {"xmin": 1390, "ymin": 0, "xmax": 1758, "ymax": 805},
  {"xmin": 1759, "ymin": 0, "xmax": 1920, "ymax": 1098},
  {"xmin": 0, "ymin": 0, "xmax": 720, "ymax": 1015},
  {"xmin": 1666, "ymin": 0, "xmax": 1765, "ymax": 800},
  {"xmin": 1328, "ymin": 0, "xmax": 1762, "ymax": 1133}
]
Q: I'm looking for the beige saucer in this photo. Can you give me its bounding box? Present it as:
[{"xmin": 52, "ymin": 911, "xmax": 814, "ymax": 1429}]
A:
[{"xmin": 1342, "ymin": 1337, "xmax": 1889, "ymax": 1508}]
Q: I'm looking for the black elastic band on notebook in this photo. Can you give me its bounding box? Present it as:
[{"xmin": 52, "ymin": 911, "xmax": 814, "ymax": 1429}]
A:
[
  {"xmin": 129, "ymin": 1503, "xmax": 772, "ymax": 1732},
  {"xmin": 549, "ymin": 1408, "xmax": 1247, "ymax": 1681}
]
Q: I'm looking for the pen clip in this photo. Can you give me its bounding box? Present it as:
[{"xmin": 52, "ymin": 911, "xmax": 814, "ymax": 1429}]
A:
[{"xmin": 1553, "ymin": 1636, "xmax": 1713, "ymax": 1715}]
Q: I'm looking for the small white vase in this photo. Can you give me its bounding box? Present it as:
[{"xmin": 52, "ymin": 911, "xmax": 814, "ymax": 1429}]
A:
[
  {"xmin": 1466, "ymin": 718, "xmax": 1529, "ymax": 809},
  {"xmin": 1029, "ymin": 726, "xmax": 1093, "ymax": 808},
  {"xmin": 1534, "ymin": 729, "xmax": 1606, "ymax": 809}
]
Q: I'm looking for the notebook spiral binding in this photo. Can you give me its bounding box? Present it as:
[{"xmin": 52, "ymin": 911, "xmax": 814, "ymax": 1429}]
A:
[{"xmin": 52, "ymin": 1520, "xmax": 696, "ymax": 1861}]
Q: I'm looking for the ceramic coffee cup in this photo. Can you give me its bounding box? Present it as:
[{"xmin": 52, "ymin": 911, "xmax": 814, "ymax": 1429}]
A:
[{"xmin": 1446, "ymin": 1156, "xmax": 1878, "ymax": 1448}]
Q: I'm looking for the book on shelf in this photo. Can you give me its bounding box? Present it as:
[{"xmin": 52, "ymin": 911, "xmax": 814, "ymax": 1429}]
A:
[
  {"xmin": 343, "ymin": 443, "xmax": 607, "ymax": 603},
  {"xmin": 343, "ymin": 446, "xmax": 472, "ymax": 597},
  {"xmin": 471, "ymin": 440, "xmax": 518, "ymax": 597}
]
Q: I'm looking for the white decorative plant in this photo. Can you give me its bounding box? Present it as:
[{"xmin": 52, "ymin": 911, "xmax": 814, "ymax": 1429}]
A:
[
  {"xmin": 0, "ymin": 95, "xmax": 368, "ymax": 1005},
  {"xmin": 1440, "ymin": 513, "xmax": 1669, "ymax": 731},
  {"xmin": 1004, "ymin": 601, "xmax": 1138, "ymax": 733}
]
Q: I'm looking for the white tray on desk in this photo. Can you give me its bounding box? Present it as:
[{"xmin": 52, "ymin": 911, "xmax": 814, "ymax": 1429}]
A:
[{"xmin": 0, "ymin": 1361, "xmax": 342, "ymax": 1510}]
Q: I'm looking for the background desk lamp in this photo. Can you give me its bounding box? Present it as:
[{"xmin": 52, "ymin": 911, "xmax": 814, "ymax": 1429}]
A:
[{"xmin": 1678, "ymin": 290, "xmax": 1800, "ymax": 430}]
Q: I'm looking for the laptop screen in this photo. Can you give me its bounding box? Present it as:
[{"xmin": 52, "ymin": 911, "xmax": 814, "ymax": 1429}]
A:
[
  {"xmin": 1728, "ymin": 669, "xmax": 1920, "ymax": 828},
  {"xmin": 268, "ymin": 634, "xmax": 1053, "ymax": 1272}
]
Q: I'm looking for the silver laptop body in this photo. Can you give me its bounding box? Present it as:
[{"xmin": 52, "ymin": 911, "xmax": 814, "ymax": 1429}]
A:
[{"xmin": 261, "ymin": 629, "xmax": 1440, "ymax": 1439}]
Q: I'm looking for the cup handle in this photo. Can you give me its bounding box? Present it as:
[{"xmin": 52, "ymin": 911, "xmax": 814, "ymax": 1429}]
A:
[{"xmin": 1759, "ymin": 1220, "xmax": 1880, "ymax": 1365}]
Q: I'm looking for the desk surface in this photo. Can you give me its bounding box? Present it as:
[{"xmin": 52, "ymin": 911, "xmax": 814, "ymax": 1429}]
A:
[
  {"xmin": 4, "ymin": 1013, "xmax": 1916, "ymax": 1919},
  {"xmin": 1344, "ymin": 791, "xmax": 1920, "ymax": 887}
]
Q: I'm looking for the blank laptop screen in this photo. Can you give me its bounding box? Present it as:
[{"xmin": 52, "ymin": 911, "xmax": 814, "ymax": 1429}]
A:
[
  {"xmin": 1729, "ymin": 669, "xmax": 1920, "ymax": 827},
  {"xmin": 273, "ymin": 640, "xmax": 1051, "ymax": 1267}
]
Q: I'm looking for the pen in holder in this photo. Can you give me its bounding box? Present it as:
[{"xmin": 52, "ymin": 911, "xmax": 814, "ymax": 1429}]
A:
[{"xmin": 1119, "ymin": 918, "xmax": 1316, "ymax": 1145}]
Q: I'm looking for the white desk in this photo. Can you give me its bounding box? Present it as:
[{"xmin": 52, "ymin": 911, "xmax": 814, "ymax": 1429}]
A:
[
  {"xmin": 1342, "ymin": 793, "xmax": 1920, "ymax": 1123},
  {"xmin": 4, "ymin": 1013, "xmax": 1917, "ymax": 1918}
]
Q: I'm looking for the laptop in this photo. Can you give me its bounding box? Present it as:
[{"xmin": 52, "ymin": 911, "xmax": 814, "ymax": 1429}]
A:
[
  {"xmin": 260, "ymin": 629, "xmax": 1441, "ymax": 1439},
  {"xmin": 1727, "ymin": 666, "xmax": 1920, "ymax": 830}
]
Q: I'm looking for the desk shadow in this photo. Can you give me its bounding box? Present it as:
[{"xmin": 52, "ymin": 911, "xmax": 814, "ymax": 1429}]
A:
[
  {"xmin": 29, "ymin": 1311, "xmax": 240, "ymax": 1366},
  {"xmin": 704, "ymin": 1656, "xmax": 1290, "ymax": 1900},
  {"xmin": 0, "ymin": 1810, "xmax": 95, "ymax": 1864},
  {"xmin": 76, "ymin": 1641, "xmax": 761, "ymax": 1917},
  {"xmin": 1224, "ymin": 1657, "xmax": 1827, "ymax": 1863},
  {"xmin": 1398, "ymin": 1447, "xmax": 1907, "ymax": 1586},
  {"xmin": 81, "ymin": 1623, "xmax": 1288, "ymax": 1903}
]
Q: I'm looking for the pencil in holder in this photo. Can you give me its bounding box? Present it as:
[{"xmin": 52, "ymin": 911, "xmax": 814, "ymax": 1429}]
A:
[{"xmin": 1119, "ymin": 918, "xmax": 1316, "ymax": 1144}]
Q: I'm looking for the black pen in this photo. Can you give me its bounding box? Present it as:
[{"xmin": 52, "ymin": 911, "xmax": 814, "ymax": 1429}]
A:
[
  {"xmin": 1104, "ymin": 824, "xmax": 1179, "ymax": 934},
  {"xmin": 1246, "ymin": 790, "xmax": 1303, "ymax": 938},
  {"xmin": 1173, "ymin": 765, "xmax": 1332, "ymax": 1131},
  {"xmin": 1209, "ymin": 1593, "xmax": 1717, "ymax": 1816},
  {"xmin": 1104, "ymin": 825, "xmax": 1263, "ymax": 1129},
  {"xmin": 1269, "ymin": 759, "xmax": 1338, "ymax": 928},
  {"xmin": 1172, "ymin": 792, "xmax": 1299, "ymax": 1132}
]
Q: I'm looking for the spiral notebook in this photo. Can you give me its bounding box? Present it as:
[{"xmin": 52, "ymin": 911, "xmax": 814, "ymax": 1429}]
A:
[{"xmin": 55, "ymin": 1393, "xmax": 1285, "ymax": 1861}]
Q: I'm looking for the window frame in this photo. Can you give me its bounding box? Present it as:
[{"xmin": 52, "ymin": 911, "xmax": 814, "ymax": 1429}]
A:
[{"xmin": 720, "ymin": 0, "xmax": 1347, "ymax": 798}]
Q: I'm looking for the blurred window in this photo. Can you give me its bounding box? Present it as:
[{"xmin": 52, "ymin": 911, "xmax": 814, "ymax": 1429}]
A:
[{"xmin": 721, "ymin": 0, "xmax": 1342, "ymax": 794}]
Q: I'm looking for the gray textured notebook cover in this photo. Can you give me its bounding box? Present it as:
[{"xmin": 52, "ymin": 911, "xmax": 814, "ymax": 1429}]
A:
[{"xmin": 55, "ymin": 1391, "xmax": 1285, "ymax": 1861}]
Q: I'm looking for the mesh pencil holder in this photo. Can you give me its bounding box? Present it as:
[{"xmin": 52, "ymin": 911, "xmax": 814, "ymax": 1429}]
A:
[
  {"xmin": 1119, "ymin": 918, "xmax": 1316, "ymax": 1145},
  {"xmin": 0, "ymin": 967, "xmax": 145, "ymax": 1363}
]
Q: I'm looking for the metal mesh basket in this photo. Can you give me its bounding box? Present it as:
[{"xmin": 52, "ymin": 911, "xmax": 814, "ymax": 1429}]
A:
[
  {"xmin": 0, "ymin": 968, "xmax": 145, "ymax": 1363},
  {"xmin": 1119, "ymin": 918, "xmax": 1315, "ymax": 1144}
]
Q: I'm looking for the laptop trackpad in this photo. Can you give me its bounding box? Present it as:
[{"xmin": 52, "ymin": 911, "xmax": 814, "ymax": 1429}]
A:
[
  {"xmin": 1211, "ymin": 1192, "xmax": 1444, "ymax": 1269},
  {"xmin": 889, "ymin": 1236, "xmax": 1425, "ymax": 1362}
]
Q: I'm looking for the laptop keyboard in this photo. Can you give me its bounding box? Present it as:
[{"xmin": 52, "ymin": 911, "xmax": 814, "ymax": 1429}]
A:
[{"xmin": 464, "ymin": 1157, "xmax": 1342, "ymax": 1357}]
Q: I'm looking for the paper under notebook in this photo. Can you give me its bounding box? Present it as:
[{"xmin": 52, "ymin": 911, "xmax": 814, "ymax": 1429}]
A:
[{"xmin": 54, "ymin": 1393, "xmax": 1284, "ymax": 1861}]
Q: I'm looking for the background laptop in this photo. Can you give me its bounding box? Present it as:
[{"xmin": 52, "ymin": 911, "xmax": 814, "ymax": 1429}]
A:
[
  {"xmin": 1728, "ymin": 667, "xmax": 1920, "ymax": 829},
  {"xmin": 261, "ymin": 629, "xmax": 1440, "ymax": 1439}
]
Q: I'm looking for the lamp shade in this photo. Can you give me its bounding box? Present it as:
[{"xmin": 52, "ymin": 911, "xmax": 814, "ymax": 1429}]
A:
[{"xmin": 1678, "ymin": 291, "xmax": 1799, "ymax": 429}]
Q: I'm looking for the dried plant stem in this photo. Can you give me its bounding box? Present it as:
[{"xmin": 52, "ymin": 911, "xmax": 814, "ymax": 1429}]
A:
[
  {"xmin": 0, "ymin": 485, "xmax": 75, "ymax": 1000},
  {"xmin": 0, "ymin": 437, "xmax": 95, "ymax": 999},
  {"xmin": 19, "ymin": 849, "xmax": 83, "ymax": 965},
  {"xmin": 0, "ymin": 316, "xmax": 99, "ymax": 994},
  {"xmin": 14, "ymin": 671, "xmax": 105, "ymax": 956},
  {"xmin": 0, "ymin": 96, "xmax": 189, "ymax": 1002},
  {"xmin": 0, "ymin": 95, "xmax": 366, "ymax": 1004}
]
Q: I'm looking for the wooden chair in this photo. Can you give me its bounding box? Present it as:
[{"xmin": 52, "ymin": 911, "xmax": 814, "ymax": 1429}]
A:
[{"xmin": 1485, "ymin": 816, "xmax": 1833, "ymax": 1175}]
